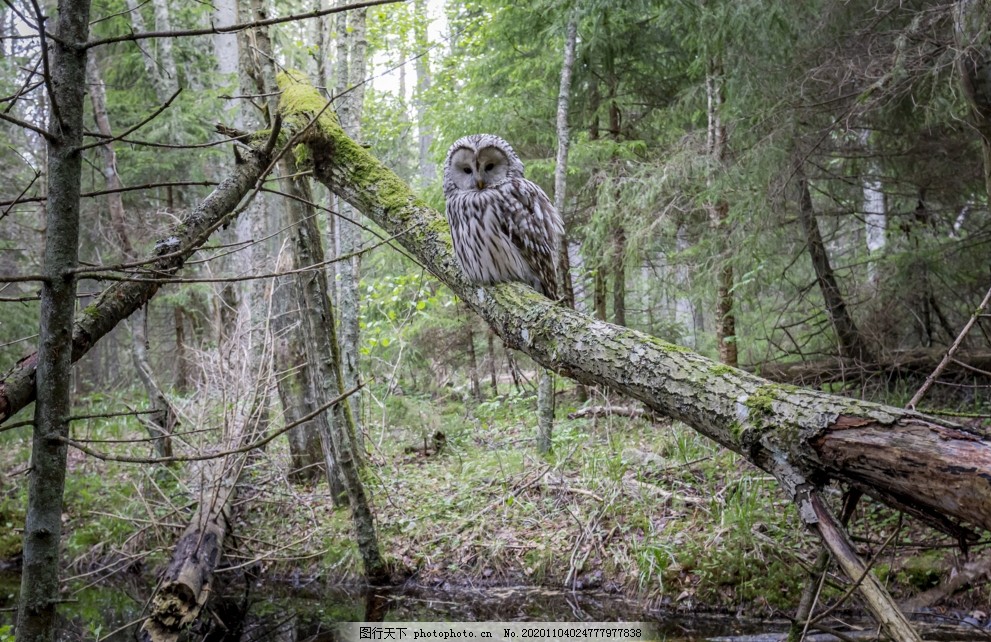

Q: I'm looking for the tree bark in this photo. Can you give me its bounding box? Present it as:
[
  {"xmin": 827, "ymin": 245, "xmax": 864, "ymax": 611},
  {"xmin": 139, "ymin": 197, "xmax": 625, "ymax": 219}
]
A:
[
  {"xmin": 536, "ymin": 371, "xmax": 554, "ymax": 454},
  {"xmin": 16, "ymin": 1, "xmax": 91, "ymax": 639},
  {"xmin": 130, "ymin": 306, "xmax": 176, "ymax": 459},
  {"xmin": 487, "ymin": 329, "xmax": 499, "ymax": 397},
  {"xmin": 796, "ymin": 164, "xmax": 874, "ymax": 364},
  {"xmin": 280, "ymin": 161, "xmax": 350, "ymax": 502},
  {"xmin": 537, "ymin": 12, "xmax": 579, "ymax": 456},
  {"xmin": 271, "ymin": 262, "xmax": 327, "ymax": 484},
  {"xmin": 554, "ymin": 14, "xmax": 578, "ymax": 310},
  {"xmin": 277, "ymin": 75, "xmax": 388, "ymax": 583},
  {"xmin": 334, "ymin": 0, "xmax": 367, "ymax": 446},
  {"xmin": 280, "ymin": 73, "xmax": 991, "ymax": 590},
  {"xmin": 612, "ymin": 227, "xmax": 627, "ymax": 327},
  {"xmin": 149, "ymin": 0, "xmax": 179, "ymax": 97},
  {"xmin": 173, "ymin": 306, "xmax": 190, "ymax": 392},
  {"xmin": 706, "ymin": 58, "xmax": 737, "ymax": 367},
  {"xmin": 138, "ymin": 434, "xmax": 243, "ymax": 641},
  {"xmin": 593, "ymin": 269, "xmax": 607, "ymax": 321},
  {"xmin": 464, "ymin": 311, "xmax": 481, "ymax": 401},
  {"xmin": 414, "ymin": 0, "xmax": 434, "ymax": 186}
]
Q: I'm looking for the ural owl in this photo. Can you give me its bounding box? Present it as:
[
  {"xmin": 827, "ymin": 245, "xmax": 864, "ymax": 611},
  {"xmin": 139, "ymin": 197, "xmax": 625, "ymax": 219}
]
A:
[{"xmin": 443, "ymin": 134, "xmax": 564, "ymax": 299}]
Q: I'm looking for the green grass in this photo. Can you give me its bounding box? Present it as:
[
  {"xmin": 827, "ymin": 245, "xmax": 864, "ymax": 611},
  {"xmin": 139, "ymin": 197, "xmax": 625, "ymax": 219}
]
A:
[{"xmin": 1, "ymin": 383, "xmax": 986, "ymax": 623}]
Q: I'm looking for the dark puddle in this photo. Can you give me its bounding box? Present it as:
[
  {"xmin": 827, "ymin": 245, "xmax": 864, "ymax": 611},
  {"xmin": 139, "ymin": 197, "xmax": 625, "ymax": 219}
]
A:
[{"xmin": 0, "ymin": 572, "xmax": 788, "ymax": 641}]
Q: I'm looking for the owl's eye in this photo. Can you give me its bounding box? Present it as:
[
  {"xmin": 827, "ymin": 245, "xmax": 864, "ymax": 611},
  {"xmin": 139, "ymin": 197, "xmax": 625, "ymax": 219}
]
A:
[
  {"xmin": 484, "ymin": 163, "xmax": 494, "ymax": 172},
  {"xmin": 462, "ymin": 167, "xmax": 471, "ymax": 174}
]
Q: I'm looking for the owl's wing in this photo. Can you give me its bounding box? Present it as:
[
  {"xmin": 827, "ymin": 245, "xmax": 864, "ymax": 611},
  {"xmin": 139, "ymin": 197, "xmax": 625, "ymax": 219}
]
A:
[{"xmin": 503, "ymin": 178, "xmax": 564, "ymax": 299}]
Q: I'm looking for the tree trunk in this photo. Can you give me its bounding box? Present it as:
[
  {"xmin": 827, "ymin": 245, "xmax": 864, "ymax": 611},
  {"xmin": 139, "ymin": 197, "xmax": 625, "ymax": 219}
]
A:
[
  {"xmin": 130, "ymin": 306, "xmax": 176, "ymax": 459},
  {"xmin": 334, "ymin": 1, "xmax": 367, "ymax": 447},
  {"xmin": 706, "ymin": 58, "xmax": 737, "ymax": 367},
  {"xmin": 414, "ymin": 0, "xmax": 434, "ymax": 186},
  {"xmin": 537, "ymin": 12, "xmax": 579, "ymax": 456},
  {"xmin": 554, "ymin": 14, "xmax": 578, "ymax": 310},
  {"xmin": 674, "ymin": 224, "xmax": 698, "ymax": 349},
  {"xmin": 88, "ymin": 55, "xmax": 175, "ymax": 460},
  {"xmin": 593, "ymin": 269, "xmax": 607, "ymax": 321},
  {"xmin": 536, "ymin": 370, "xmax": 554, "ymax": 454},
  {"xmin": 287, "ymin": 79, "xmax": 991, "ymax": 637},
  {"xmin": 173, "ymin": 306, "xmax": 190, "ymax": 392},
  {"xmin": 16, "ymin": 1, "xmax": 91, "ymax": 639},
  {"xmin": 270, "ymin": 78, "xmax": 386, "ymax": 577},
  {"xmin": 138, "ymin": 455, "xmax": 235, "ymax": 642},
  {"xmin": 150, "ymin": 0, "xmax": 179, "ymax": 96},
  {"xmin": 271, "ymin": 264, "xmax": 326, "ymax": 485},
  {"xmin": 796, "ymin": 163, "xmax": 874, "ymax": 364},
  {"xmin": 280, "ymin": 165, "xmax": 348, "ymax": 503},
  {"xmin": 859, "ymin": 129, "xmax": 886, "ymax": 289},
  {"xmin": 464, "ymin": 311, "xmax": 481, "ymax": 401},
  {"xmin": 487, "ymin": 329, "xmax": 499, "ymax": 397},
  {"xmin": 138, "ymin": 438, "xmax": 242, "ymax": 641},
  {"xmin": 211, "ymin": 0, "xmax": 241, "ymax": 127},
  {"xmin": 612, "ymin": 227, "xmax": 626, "ymax": 327}
]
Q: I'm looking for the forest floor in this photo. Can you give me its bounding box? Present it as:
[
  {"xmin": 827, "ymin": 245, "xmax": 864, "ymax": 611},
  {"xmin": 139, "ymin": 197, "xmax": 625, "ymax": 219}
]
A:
[{"xmin": 0, "ymin": 383, "xmax": 989, "ymax": 624}]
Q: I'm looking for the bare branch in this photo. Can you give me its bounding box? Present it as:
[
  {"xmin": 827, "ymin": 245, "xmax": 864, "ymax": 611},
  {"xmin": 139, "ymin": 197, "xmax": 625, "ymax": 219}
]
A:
[
  {"xmin": 0, "ymin": 180, "xmax": 218, "ymax": 207},
  {"xmin": 59, "ymin": 385, "xmax": 362, "ymax": 464},
  {"xmin": 908, "ymin": 283, "xmax": 991, "ymax": 408},
  {"xmin": 0, "ymin": 108, "xmax": 54, "ymax": 141},
  {"xmin": 76, "ymin": 87, "xmax": 182, "ymax": 151},
  {"xmin": 83, "ymin": 0, "xmax": 406, "ymax": 50}
]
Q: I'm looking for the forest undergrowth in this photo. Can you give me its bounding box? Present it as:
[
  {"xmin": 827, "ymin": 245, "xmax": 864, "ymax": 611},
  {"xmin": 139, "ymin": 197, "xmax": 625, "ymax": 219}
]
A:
[{"xmin": 1, "ymin": 380, "xmax": 987, "ymax": 621}]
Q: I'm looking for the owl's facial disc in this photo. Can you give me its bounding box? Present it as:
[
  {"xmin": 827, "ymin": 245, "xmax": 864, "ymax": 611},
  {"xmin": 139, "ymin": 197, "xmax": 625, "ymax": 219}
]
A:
[
  {"xmin": 449, "ymin": 148, "xmax": 478, "ymax": 191},
  {"xmin": 476, "ymin": 147, "xmax": 509, "ymax": 189}
]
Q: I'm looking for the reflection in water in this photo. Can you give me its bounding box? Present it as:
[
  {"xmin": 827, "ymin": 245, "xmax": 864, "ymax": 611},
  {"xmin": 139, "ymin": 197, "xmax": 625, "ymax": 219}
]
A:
[{"xmin": 0, "ymin": 572, "xmax": 782, "ymax": 641}]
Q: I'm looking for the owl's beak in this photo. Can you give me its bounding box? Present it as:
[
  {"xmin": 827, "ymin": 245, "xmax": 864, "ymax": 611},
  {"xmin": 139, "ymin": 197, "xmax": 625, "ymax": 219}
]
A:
[{"xmin": 476, "ymin": 179, "xmax": 485, "ymax": 189}]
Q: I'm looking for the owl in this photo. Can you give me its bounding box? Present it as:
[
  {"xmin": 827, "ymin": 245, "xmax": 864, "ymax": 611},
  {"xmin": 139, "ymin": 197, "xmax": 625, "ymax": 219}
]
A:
[{"xmin": 443, "ymin": 134, "xmax": 564, "ymax": 299}]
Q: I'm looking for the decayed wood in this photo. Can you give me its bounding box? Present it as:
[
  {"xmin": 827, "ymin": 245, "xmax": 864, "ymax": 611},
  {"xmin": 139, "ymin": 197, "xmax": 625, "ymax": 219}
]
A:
[
  {"xmin": 139, "ymin": 458, "xmax": 236, "ymax": 642},
  {"xmin": 805, "ymin": 491, "xmax": 922, "ymax": 642}
]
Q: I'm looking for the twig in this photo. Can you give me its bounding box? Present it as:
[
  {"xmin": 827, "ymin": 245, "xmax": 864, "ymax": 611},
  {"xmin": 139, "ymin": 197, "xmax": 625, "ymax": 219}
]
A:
[
  {"xmin": 804, "ymin": 490, "xmax": 922, "ymax": 642},
  {"xmin": 84, "ymin": 0, "xmax": 406, "ymax": 49},
  {"xmin": 908, "ymin": 282, "xmax": 991, "ymax": 408},
  {"xmin": 59, "ymin": 384, "xmax": 362, "ymax": 464},
  {"xmin": 77, "ymin": 88, "xmax": 182, "ymax": 152}
]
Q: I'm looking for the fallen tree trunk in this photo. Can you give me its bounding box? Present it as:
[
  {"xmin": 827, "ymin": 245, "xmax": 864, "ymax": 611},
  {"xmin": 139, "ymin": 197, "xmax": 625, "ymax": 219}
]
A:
[
  {"xmin": 277, "ymin": 72, "xmax": 990, "ymax": 638},
  {"xmin": 139, "ymin": 456, "xmax": 236, "ymax": 642},
  {"xmin": 280, "ymin": 74, "xmax": 991, "ymax": 537},
  {"xmin": 0, "ymin": 145, "xmax": 268, "ymax": 425}
]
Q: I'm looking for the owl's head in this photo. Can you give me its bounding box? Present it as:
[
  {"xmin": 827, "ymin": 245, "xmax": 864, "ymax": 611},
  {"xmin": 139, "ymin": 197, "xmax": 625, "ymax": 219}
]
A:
[{"xmin": 443, "ymin": 134, "xmax": 526, "ymax": 195}]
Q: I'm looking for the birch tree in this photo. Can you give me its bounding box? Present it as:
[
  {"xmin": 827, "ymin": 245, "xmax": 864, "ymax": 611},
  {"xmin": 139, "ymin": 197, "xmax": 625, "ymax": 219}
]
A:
[{"xmin": 537, "ymin": 13, "xmax": 578, "ymax": 455}]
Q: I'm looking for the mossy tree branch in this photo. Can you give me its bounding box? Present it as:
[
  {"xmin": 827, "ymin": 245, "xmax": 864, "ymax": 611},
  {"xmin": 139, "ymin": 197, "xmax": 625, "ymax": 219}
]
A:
[
  {"xmin": 279, "ymin": 76, "xmax": 987, "ymax": 638},
  {"xmin": 277, "ymin": 73, "xmax": 991, "ymax": 540}
]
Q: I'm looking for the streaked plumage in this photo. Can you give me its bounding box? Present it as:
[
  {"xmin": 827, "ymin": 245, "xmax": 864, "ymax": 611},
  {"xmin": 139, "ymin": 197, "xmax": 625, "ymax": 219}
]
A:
[{"xmin": 443, "ymin": 134, "xmax": 564, "ymax": 298}]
